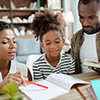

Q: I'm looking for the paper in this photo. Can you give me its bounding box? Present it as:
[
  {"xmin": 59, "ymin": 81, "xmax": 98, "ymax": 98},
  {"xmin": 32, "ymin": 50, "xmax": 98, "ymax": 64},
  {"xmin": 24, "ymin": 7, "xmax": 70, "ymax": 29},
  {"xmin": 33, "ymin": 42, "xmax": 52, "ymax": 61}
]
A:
[
  {"xmin": 19, "ymin": 80, "xmax": 68, "ymax": 100},
  {"xmin": 19, "ymin": 73, "xmax": 89, "ymax": 100},
  {"xmin": 46, "ymin": 73, "xmax": 89, "ymax": 91},
  {"xmin": 82, "ymin": 58, "xmax": 100, "ymax": 68}
]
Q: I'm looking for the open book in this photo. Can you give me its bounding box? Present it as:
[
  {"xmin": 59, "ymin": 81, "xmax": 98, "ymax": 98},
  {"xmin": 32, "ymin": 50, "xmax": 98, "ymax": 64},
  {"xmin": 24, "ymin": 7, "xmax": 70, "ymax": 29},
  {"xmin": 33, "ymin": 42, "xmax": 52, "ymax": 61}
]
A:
[
  {"xmin": 19, "ymin": 73, "xmax": 89, "ymax": 100},
  {"xmin": 82, "ymin": 58, "xmax": 100, "ymax": 68}
]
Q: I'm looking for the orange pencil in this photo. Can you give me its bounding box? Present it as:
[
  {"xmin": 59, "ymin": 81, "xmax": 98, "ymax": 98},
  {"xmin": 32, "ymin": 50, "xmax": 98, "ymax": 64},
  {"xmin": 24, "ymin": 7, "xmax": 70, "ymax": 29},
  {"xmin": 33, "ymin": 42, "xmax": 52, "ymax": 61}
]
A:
[{"xmin": 75, "ymin": 85, "xmax": 86, "ymax": 100}]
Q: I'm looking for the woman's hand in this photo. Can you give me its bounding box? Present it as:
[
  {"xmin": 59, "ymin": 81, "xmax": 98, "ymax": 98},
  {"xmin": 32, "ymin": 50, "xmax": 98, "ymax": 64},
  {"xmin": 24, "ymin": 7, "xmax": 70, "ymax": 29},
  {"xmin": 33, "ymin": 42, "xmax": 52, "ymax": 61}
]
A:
[
  {"xmin": 0, "ymin": 72, "xmax": 28, "ymax": 93},
  {"xmin": 3, "ymin": 72, "xmax": 28, "ymax": 86}
]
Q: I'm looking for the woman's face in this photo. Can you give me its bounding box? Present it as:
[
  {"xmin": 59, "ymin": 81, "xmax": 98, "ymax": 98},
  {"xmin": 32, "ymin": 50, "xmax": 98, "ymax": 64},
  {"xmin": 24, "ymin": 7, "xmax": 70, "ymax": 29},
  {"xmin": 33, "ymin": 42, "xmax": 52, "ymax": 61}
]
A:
[{"xmin": 0, "ymin": 29, "xmax": 17, "ymax": 61}]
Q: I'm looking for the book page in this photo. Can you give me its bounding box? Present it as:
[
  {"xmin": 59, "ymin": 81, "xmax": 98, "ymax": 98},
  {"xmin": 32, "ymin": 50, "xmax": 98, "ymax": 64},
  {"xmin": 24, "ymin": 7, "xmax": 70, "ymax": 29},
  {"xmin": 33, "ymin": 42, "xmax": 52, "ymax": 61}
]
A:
[
  {"xmin": 19, "ymin": 73, "xmax": 89, "ymax": 100},
  {"xmin": 46, "ymin": 73, "xmax": 89, "ymax": 92},
  {"xmin": 82, "ymin": 58, "xmax": 100, "ymax": 68},
  {"xmin": 19, "ymin": 80, "xmax": 68, "ymax": 100}
]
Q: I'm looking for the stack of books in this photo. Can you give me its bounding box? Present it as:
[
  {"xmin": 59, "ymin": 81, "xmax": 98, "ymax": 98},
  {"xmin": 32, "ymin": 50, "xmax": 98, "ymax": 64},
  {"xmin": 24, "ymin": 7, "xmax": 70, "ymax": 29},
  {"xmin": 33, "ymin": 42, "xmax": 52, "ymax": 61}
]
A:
[
  {"xmin": 82, "ymin": 59, "xmax": 100, "ymax": 99},
  {"xmin": 87, "ymin": 80, "xmax": 100, "ymax": 100}
]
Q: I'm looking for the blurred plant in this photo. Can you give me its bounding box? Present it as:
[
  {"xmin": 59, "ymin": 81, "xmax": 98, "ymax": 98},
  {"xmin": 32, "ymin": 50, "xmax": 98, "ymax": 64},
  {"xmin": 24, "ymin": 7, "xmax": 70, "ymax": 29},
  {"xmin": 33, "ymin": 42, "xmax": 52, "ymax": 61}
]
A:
[{"xmin": 2, "ymin": 82, "xmax": 23, "ymax": 100}]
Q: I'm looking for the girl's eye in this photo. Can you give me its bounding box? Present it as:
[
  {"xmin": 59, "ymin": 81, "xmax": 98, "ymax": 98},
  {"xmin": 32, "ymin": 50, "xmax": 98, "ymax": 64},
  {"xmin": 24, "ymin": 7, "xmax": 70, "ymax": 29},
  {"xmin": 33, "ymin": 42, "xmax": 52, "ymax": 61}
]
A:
[
  {"xmin": 2, "ymin": 42, "xmax": 8, "ymax": 44},
  {"xmin": 55, "ymin": 41, "xmax": 60, "ymax": 43},
  {"xmin": 46, "ymin": 43, "xmax": 50, "ymax": 45}
]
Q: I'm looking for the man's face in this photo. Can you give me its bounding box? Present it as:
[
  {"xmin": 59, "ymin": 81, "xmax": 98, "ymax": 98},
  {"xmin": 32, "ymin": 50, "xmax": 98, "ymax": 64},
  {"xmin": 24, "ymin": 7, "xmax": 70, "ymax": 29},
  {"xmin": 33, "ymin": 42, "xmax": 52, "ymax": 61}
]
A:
[{"xmin": 78, "ymin": 1, "xmax": 100, "ymax": 34}]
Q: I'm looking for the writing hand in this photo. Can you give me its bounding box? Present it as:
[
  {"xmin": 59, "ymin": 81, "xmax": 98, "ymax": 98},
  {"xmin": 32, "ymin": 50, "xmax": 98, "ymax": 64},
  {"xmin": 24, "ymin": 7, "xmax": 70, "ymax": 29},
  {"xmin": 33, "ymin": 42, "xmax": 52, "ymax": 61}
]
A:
[{"xmin": 3, "ymin": 72, "xmax": 28, "ymax": 86}]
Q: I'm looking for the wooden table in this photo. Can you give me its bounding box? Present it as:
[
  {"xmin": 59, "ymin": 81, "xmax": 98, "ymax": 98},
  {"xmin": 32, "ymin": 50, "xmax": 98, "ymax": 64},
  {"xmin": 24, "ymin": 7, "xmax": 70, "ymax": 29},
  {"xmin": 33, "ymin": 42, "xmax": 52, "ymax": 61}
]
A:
[
  {"xmin": 0, "ymin": 72, "xmax": 100, "ymax": 100},
  {"xmin": 51, "ymin": 72, "xmax": 100, "ymax": 100}
]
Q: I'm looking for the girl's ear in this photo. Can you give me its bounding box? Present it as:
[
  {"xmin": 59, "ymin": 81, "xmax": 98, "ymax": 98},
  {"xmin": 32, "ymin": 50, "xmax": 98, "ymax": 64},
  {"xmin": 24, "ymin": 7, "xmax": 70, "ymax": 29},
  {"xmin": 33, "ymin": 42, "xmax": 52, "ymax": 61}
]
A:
[
  {"xmin": 40, "ymin": 42, "xmax": 45, "ymax": 50},
  {"xmin": 62, "ymin": 38, "xmax": 65, "ymax": 46}
]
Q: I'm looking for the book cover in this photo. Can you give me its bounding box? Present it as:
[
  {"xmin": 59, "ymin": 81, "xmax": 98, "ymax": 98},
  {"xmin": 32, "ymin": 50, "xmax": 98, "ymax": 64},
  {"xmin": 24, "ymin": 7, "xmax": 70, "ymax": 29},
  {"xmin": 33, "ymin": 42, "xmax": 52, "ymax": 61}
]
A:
[
  {"xmin": 90, "ymin": 80, "xmax": 100, "ymax": 100},
  {"xmin": 87, "ymin": 86, "xmax": 96, "ymax": 99},
  {"xmin": 82, "ymin": 58, "xmax": 100, "ymax": 68},
  {"xmin": 19, "ymin": 73, "xmax": 89, "ymax": 100}
]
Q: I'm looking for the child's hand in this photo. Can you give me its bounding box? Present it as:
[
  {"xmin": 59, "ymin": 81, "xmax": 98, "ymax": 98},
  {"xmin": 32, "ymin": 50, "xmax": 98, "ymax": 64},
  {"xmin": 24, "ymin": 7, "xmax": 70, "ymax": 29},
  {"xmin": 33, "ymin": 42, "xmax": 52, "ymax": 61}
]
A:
[{"xmin": 3, "ymin": 72, "xmax": 28, "ymax": 86}]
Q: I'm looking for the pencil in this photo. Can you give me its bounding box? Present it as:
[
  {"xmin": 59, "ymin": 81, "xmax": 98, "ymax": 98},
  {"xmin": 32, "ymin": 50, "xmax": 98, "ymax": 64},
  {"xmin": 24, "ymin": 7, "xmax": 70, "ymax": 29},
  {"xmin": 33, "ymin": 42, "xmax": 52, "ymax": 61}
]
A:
[
  {"xmin": 25, "ymin": 80, "xmax": 48, "ymax": 89},
  {"xmin": 75, "ymin": 85, "xmax": 86, "ymax": 100}
]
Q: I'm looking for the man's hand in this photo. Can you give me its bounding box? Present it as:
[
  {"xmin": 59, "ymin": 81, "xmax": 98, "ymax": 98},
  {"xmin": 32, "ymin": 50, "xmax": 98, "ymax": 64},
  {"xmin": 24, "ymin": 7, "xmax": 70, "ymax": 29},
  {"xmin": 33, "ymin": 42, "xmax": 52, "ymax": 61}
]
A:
[{"xmin": 89, "ymin": 67, "xmax": 100, "ymax": 73}]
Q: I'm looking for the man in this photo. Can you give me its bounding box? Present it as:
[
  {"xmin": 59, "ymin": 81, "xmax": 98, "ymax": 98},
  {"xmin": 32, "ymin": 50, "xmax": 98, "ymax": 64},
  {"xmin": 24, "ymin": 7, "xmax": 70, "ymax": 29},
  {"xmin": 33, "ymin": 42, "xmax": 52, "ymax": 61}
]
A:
[{"xmin": 71, "ymin": 0, "xmax": 100, "ymax": 73}]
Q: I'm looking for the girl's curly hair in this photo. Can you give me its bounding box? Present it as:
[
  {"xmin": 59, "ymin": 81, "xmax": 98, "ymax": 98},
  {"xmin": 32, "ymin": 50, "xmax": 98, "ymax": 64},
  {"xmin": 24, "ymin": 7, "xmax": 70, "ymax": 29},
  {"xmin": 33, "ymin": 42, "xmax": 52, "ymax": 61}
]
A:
[{"xmin": 30, "ymin": 8, "xmax": 66, "ymax": 42}]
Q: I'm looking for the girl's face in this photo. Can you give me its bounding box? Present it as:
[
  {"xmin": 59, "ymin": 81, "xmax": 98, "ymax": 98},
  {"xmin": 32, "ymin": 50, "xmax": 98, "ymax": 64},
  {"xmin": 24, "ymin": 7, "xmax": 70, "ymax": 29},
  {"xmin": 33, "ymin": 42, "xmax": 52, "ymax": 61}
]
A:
[
  {"xmin": 0, "ymin": 29, "xmax": 17, "ymax": 61},
  {"xmin": 41, "ymin": 30, "xmax": 65, "ymax": 58}
]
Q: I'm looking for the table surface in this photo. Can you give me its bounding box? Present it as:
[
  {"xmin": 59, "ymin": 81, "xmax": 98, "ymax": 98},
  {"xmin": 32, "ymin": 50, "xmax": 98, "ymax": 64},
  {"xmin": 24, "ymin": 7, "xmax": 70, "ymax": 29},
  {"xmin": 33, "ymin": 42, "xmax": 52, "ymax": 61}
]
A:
[
  {"xmin": 51, "ymin": 72, "xmax": 100, "ymax": 100},
  {"xmin": 1, "ymin": 72, "xmax": 100, "ymax": 100}
]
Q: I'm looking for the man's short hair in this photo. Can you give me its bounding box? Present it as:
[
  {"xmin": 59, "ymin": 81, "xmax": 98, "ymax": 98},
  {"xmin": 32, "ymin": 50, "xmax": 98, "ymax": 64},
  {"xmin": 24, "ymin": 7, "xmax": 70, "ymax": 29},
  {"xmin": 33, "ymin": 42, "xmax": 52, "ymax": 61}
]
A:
[{"xmin": 79, "ymin": 0, "xmax": 100, "ymax": 4}]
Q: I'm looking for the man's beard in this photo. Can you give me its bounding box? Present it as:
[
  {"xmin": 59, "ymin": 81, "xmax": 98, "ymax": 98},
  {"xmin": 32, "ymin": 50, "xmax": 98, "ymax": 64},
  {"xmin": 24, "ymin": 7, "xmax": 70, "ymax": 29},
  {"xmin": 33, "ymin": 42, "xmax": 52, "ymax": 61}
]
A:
[{"xmin": 83, "ymin": 24, "xmax": 100, "ymax": 34}]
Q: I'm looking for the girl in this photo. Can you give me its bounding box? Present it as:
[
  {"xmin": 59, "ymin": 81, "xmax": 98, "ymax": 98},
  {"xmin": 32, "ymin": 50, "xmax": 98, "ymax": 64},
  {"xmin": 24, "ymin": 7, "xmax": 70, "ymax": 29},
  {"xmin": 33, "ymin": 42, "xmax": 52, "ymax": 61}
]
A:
[
  {"xmin": 31, "ymin": 8, "xmax": 75, "ymax": 80},
  {"xmin": 0, "ymin": 21, "xmax": 32, "ymax": 92}
]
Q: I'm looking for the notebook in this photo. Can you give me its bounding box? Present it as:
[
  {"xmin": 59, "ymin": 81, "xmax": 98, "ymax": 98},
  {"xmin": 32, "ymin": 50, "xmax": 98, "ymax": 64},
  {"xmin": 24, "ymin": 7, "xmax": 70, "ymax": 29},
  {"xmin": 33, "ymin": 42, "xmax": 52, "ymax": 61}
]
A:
[
  {"xmin": 82, "ymin": 58, "xmax": 100, "ymax": 68},
  {"xmin": 90, "ymin": 80, "xmax": 100, "ymax": 100},
  {"xmin": 19, "ymin": 73, "xmax": 89, "ymax": 100},
  {"xmin": 87, "ymin": 86, "xmax": 96, "ymax": 99}
]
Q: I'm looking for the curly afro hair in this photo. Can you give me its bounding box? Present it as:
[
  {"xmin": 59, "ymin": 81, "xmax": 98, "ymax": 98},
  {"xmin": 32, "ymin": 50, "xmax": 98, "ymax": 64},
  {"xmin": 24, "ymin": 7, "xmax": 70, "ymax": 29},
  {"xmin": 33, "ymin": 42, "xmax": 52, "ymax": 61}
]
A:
[{"xmin": 30, "ymin": 8, "xmax": 66, "ymax": 42}]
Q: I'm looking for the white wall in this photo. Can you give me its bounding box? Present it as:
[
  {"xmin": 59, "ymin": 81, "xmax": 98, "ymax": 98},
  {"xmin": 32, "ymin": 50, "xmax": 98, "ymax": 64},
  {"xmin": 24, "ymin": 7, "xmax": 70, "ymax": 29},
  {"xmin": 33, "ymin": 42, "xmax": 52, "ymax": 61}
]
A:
[
  {"xmin": 73, "ymin": 0, "xmax": 82, "ymax": 33},
  {"xmin": 63, "ymin": 0, "xmax": 73, "ymax": 12},
  {"xmin": 63, "ymin": 0, "xmax": 82, "ymax": 34}
]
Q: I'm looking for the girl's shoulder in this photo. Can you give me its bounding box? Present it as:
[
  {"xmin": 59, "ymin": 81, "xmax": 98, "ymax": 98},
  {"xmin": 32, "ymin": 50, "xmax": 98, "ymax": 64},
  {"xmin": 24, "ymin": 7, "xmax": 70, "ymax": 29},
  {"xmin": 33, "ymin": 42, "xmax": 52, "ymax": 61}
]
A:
[
  {"xmin": 61, "ymin": 53, "xmax": 74, "ymax": 61},
  {"xmin": 33, "ymin": 54, "xmax": 45, "ymax": 64},
  {"xmin": 62, "ymin": 53, "xmax": 71, "ymax": 58}
]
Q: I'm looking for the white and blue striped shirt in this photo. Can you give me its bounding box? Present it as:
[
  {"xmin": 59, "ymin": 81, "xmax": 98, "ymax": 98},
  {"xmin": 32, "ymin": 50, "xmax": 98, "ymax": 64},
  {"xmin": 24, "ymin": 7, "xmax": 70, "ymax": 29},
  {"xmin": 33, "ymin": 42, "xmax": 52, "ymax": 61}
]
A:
[{"xmin": 33, "ymin": 53, "xmax": 75, "ymax": 80}]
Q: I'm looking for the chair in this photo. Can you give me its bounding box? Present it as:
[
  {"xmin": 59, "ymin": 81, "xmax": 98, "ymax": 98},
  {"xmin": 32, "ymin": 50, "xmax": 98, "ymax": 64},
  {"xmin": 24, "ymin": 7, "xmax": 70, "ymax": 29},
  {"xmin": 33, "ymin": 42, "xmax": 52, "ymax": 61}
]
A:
[
  {"xmin": 16, "ymin": 38, "xmax": 41, "ymax": 64},
  {"xmin": 26, "ymin": 54, "xmax": 42, "ymax": 81}
]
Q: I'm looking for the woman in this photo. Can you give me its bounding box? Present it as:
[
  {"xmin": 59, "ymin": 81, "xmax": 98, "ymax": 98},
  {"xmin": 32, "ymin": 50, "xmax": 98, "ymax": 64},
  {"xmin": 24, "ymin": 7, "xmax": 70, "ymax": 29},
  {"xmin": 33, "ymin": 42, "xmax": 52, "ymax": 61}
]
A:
[{"xmin": 0, "ymin": 21, "xmax": 32, "ymax": 93}]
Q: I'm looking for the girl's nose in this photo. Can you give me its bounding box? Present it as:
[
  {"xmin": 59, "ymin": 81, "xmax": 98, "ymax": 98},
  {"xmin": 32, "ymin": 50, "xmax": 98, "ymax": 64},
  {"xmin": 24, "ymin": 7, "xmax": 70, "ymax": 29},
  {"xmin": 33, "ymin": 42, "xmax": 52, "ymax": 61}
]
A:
[{"xmin": 50, "ymin": 43, "xmax": 57, "ymax": 48}]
